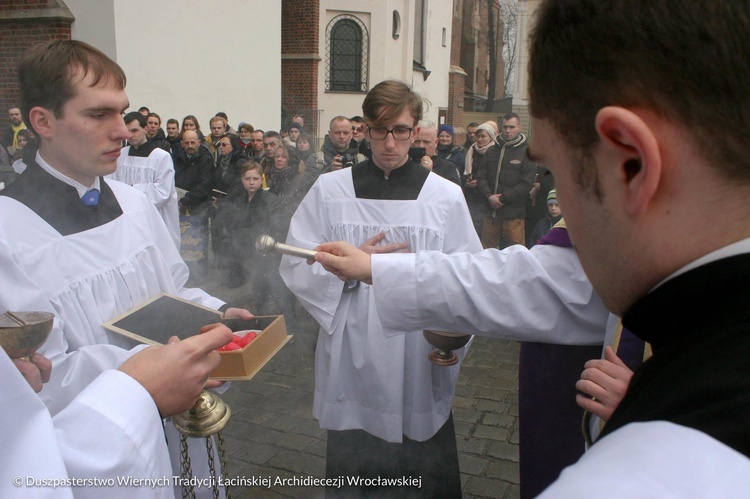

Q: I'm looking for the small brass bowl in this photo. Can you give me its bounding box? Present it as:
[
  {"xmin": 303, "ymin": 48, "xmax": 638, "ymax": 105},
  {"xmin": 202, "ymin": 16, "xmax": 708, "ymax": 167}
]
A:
[
  {"xmin": 0, "ymin": 311, "xmax": 54, "ymax": 359},
  {"xmin": 423, "ymin": 330, "xmax": 471, "ymax": 366}
]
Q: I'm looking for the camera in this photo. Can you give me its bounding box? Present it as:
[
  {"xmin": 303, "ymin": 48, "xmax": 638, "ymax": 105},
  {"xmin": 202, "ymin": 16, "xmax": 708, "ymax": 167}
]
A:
[
  {"xmin": 341, "ymin": 153, "xmax": 355, "ymax": 168},
  {"xmin": 408, "ymin": 147, "xmax": 426, "ymax": 163}
]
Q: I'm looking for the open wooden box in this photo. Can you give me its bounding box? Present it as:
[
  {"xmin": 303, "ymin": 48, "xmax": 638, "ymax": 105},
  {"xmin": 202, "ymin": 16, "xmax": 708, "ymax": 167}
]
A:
[
  {"xmin": 102, "ymin": 294, "xmax": 291, "ymax": 380},
  {"xmin": 211, "ymin": 315, "xmax": 290, "ymax": 380}
]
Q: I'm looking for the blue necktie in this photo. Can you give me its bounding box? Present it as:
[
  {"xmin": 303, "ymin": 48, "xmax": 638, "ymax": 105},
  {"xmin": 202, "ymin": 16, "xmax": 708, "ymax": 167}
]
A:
[{"xmin": 82, "ymin": 188, "xmax": 100, "ymax": 206}]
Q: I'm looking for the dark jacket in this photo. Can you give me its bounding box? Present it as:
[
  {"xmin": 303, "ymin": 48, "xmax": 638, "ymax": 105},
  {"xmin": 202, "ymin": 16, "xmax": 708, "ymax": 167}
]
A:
[
  {"xmin": 437, "ymin": 143, "xmax": 466, "ymax": 176},
  {"xmin": 430, "ymin": 155, "xmax": 461, "ymax": 185},
  {"xmin": 301, "ymin": 135, "xmax": 366, "ymax": 193},
  {"xmin": 213, "ymin": 151, "xmax": 246, "ymax": 196},
  {"xmin": 476, "ymin": 134, "xmax": 536, "ymax": 220},
  {"xmin": 173, "ymin": 146, "xmax": 214, "ymax": 213},
  {"xmin": 147, "ymin": 128, "xmax": 171, "ymax": 153},
  {"xmin": 219, "ymin": 188, "xmax": 288, "ymax": 270}
]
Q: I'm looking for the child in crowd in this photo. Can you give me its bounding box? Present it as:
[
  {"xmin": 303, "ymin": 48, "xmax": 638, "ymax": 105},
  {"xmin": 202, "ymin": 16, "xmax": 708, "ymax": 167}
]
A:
[{"xmin": 531, "ymin": 189, "xmax": 562, "ymax": 246}]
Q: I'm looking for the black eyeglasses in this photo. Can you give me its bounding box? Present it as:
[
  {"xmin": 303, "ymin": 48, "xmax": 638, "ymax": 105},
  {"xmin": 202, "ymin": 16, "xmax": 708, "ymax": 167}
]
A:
[{"xmin": 367, "ymin": 126, "xmax": 413, "ymax": 141}]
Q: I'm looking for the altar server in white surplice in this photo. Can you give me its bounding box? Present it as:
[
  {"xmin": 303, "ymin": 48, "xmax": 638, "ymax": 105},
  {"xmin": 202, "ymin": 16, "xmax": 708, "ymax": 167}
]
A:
[
  {"xmin": 280, "ymin": 80, "xmax": 481, "ymax": 497},
  {"xmin": 0, "ymin": 40, "xmax": 252, "ymax": 498},
  {"xmin": 108, "ymin": 111, "xmax": 179, "ymax": 249}
]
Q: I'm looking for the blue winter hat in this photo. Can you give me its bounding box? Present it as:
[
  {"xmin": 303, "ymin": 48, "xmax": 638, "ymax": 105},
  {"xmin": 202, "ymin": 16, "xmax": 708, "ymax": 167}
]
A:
[{"xmin": 438, "ymin": 124, "xmax": 454, "ymax": 136}]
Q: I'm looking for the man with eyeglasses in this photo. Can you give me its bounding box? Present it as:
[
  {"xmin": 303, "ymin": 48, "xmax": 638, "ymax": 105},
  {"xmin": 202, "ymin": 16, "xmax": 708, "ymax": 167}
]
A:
[{"xmin": 281, "ymin": 79, "xmax": 481, "ymax": 497}]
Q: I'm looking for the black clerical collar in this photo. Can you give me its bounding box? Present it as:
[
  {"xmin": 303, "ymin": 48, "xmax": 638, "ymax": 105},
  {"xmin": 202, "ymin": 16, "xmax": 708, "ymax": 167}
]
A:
[
  {"xmin": 622, "ymin": 253, "xmax": 750, "ymax": 352},
  {"xmin": 128, "ymin": 140, "xmax": 156, "ymax": 157},
  {"xmin": 352, "ymin": 159, "xmax": 429, "ymax": 200}
]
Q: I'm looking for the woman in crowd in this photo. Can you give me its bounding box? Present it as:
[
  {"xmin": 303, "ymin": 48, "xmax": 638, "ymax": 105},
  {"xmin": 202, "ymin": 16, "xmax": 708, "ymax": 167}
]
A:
[
  {"xmin": 463, "ymin": 123, "xmax": 497, "ymax": 236},
  {"xmin": 267, "ymin": 144, "xmax": 305, "ymax": 223},
  {"xmin": 436, "ymin": 124, "xmax": 465, "ymax": 175},
  {"xmin": 237, "ymin": 123, "xmax": 256, "ymax": 157},
  {"xmin": 181, "ymin": 115, "xmax": 205, "ymax": 142},
  {"xmin": 295, "ymin": 132, "xmax": 315, "ymax": 164}
]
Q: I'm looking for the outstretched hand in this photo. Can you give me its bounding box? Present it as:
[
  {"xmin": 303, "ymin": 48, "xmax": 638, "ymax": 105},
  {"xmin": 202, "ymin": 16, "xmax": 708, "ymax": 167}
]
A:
[
  {"xmin": 119, "ymin": 323, "xmax": 233, "ymax": 417},
  {"xmin": 314, "ymin": 241, "xmax": 374, "ymax": 284},
  {"xmin": 575, "ymin": 346, "xmax": 634, "ymax": 422}
]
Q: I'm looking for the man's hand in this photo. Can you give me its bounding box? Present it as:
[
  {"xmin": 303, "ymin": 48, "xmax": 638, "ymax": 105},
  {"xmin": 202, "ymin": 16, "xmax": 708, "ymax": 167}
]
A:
[
  {"xmin": 314, "ymin": 242, "xmax": 374, "ymax": 284},
  {"xmin": 530, "ymin": 182, "xmax": 541, "ymax": 199},
  {"xmin": 14, "ymin": 353, "xmax": 52, "ymax": 393},
  {"xmin": 118, "ymin": 324, "xmax": 233, "ymax": 417},
  {"xmin": 464, "ymin": 177, "xmax": 477, "ymax": 188},
  {"xmin": 222, "ymin": 308, "xmax": 254, "ymax": 321},
  {"xmin": 419, "ymin": 155, "xmax": 434, "ymax": 171},
  {"xmin": 359, "ymin": 232, "xmax": 409, "ymax": 255},
  {"xmin": 331, "ymin": 155, "xmax": 344, "ymax": 171},
  {"xmin": 575, "ymin": 346, "xmax": 634, "ymax": 422},
  {"xmin": 488, "ymin": 193, "xmax": 503, "ymax": 210}
]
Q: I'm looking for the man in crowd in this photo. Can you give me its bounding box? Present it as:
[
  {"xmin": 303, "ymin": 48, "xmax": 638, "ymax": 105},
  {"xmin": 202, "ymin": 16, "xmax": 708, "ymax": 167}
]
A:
[
  {"xmin": 145, "ymin": 112, "xmax": 170, "ymax": 152},
  {"xmin": 174, "ymin": 129, "xmax": 214, "ymax": 280},
  {"xmin": 412, "ymin": 120, "xmax": 460, "ymax": 185},
  {"xmin": 477, "ymin": 112, "xmax": 536, "ymax": 249},
  {"xmin": 312, "ymin": 0, "xmax": 750, "ymax": 494},
  {"xmin": 2, "ymin": 106, "xmax": 27, "ymax": 157},
  {"xmin": 165, "ymin": 117, "xmax": 182, "ymax": 156},
  {"xmin": 248, "ymin": 129, "xmax": 266, "ymax": 162},
  {"xmin": 110, "ymin": 111, "xmax": 180, "ymax": 248},
  {"xmin": 281, "ymin": 79, "xmax": 481, "ymax": 497},
  {"xmin": 0, "ymin": 40, "xmax": 252, "ymax": 497},
  {"xmin": 301, "ymin": 115, "xmax": 366, "ymax": 192},
  {"xmin": 463, "ymin": 121, "xmax": 478, "ymax": 150},
  {"xmin": 350, "ymin": 115, "xmax": 371, "ymax": 158},
  {"xmin": 205, "ymin": 115, "xmax": 227, "ymax": 158},
  {"xmin": 261, "ymin": 130, "xmax": 281, "ymax": 175}
]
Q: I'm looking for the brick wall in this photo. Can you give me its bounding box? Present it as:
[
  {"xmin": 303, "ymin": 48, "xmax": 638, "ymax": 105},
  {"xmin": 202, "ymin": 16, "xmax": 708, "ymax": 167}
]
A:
[
  {"xmin": 446, "ymin": 0, "xmax": 465, "ymax": 129},
  {"xmin": 281, "ymin": 0, "xmax": 319, "ymax": 135},
  {"xmin": 0, "ymin": 1, "xmax": 72, "ymax": 132}
]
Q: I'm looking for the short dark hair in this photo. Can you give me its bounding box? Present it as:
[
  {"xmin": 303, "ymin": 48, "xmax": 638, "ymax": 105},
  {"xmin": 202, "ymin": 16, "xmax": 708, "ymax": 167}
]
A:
[
  {"xmin": 146, "ymin": 112, "xmax": 161, "ymax": 125},
  {"xmin": 166, "ymin": 118, "xmax": 179, "ymax": 127},
  {"xmin": 18, "ymin": 40, "xmax": 126, "ymax": 138},
  {"xmin": 362, "ymin": 80, "xmax": 422, "ymax": 127},
  {"xmin": 350, "ymin": 115, "xmax": 364, "ymax": 124},
  {"xmin": 529, "ymin": 0, "xmax": 750, "ymax": 183},
  {"xmin": 263, "ymin": 130, "xmax": 281, "ymax": 141},
  {"xmin": 124, "ymin": 111, "xmax": 146, "ymax": 128},
  {"xmin": 501, "ymin": 113, "xmax": 520, "ymax": 123},
  {"xmin": 215, "ymin": 112, "xmax": 228, "ymax": 120}
]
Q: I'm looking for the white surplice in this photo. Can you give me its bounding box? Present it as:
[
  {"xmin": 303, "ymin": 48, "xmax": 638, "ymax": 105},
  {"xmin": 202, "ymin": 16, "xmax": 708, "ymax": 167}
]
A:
[
  {"xmin": 1, "ymin": 351, "xmax": 174, "ymax": 499},
  {"xmin": 371, "ymin": 243, "xmax": 609, "ymax": 344},
  {"xmin": 110, "ymin": 145, "xmax": 180, "ymax": 249},
  {"xmin": 280, "ymin": 168, "xmax": 482, "ymax": 443},
  {"xmin": 0, "ymin": 179, "xmax": 225, "ymax": 498}
]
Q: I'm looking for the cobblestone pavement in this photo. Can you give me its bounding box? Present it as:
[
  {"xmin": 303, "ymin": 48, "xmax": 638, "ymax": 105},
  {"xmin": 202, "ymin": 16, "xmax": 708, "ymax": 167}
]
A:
[{"xmin": 198, "ymin": 269, "xmax": 521, "ymax": 499}]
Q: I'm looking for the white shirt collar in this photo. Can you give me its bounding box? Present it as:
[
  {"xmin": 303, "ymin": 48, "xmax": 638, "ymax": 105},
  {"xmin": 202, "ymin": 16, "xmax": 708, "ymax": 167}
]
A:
[
  {"xmin": 36, "ymin": 151, "xmax": 101, "ymax": 199},
  {"xmin": 654, "ymin": 237, "xmax": 750, "ymax": 290}
]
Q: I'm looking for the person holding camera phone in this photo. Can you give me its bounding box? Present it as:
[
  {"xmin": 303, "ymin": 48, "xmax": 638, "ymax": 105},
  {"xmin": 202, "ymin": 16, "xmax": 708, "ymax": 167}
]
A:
[
  {"xmin": 411, "ymin": 120, "xmax": 460, "ymax": 185},
  {"xmin": 300, "ymin": 115, "xmax": 366, "ymax": 194}
]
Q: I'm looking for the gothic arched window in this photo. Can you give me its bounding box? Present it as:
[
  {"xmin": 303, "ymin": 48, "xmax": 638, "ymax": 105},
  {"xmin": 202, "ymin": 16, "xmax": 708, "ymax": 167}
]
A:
[{"xmin": 326, "ymin": 15, "xmax": 369, "ymax": 92}]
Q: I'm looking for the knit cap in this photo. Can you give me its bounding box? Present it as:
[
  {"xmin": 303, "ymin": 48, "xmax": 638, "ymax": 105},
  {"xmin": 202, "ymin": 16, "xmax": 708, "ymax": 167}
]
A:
[
  {"xmin": 438, "ymin": 124, "xmax": 454, "ymax": 136},
  {"xmin": 547, "ymin": 189, "xmax": 558, "ymax": 205}
]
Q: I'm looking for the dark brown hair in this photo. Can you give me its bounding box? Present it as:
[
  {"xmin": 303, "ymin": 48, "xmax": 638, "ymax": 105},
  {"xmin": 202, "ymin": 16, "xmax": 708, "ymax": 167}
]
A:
[
  {"xmin": 19, "ymin": 40, "xmax": 127, "ymax": 135},
  {"xmin": 529, "ymin": 0, "xmax": 750, "ymax": 183},
  {"xmin": 362, "ymin": 80, "xmax": 423, "ymax": 127}
]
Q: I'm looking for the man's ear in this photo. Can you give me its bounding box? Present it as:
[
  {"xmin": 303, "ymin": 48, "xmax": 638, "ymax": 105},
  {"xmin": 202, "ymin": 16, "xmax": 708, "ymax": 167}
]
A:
[
  {"xmin": 595, "ymin": 107, "xmax": 662, "ymax": 216},
  {"xmin": 27, "ymin": 107, "xmax": 54, "ymax": 141}
]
